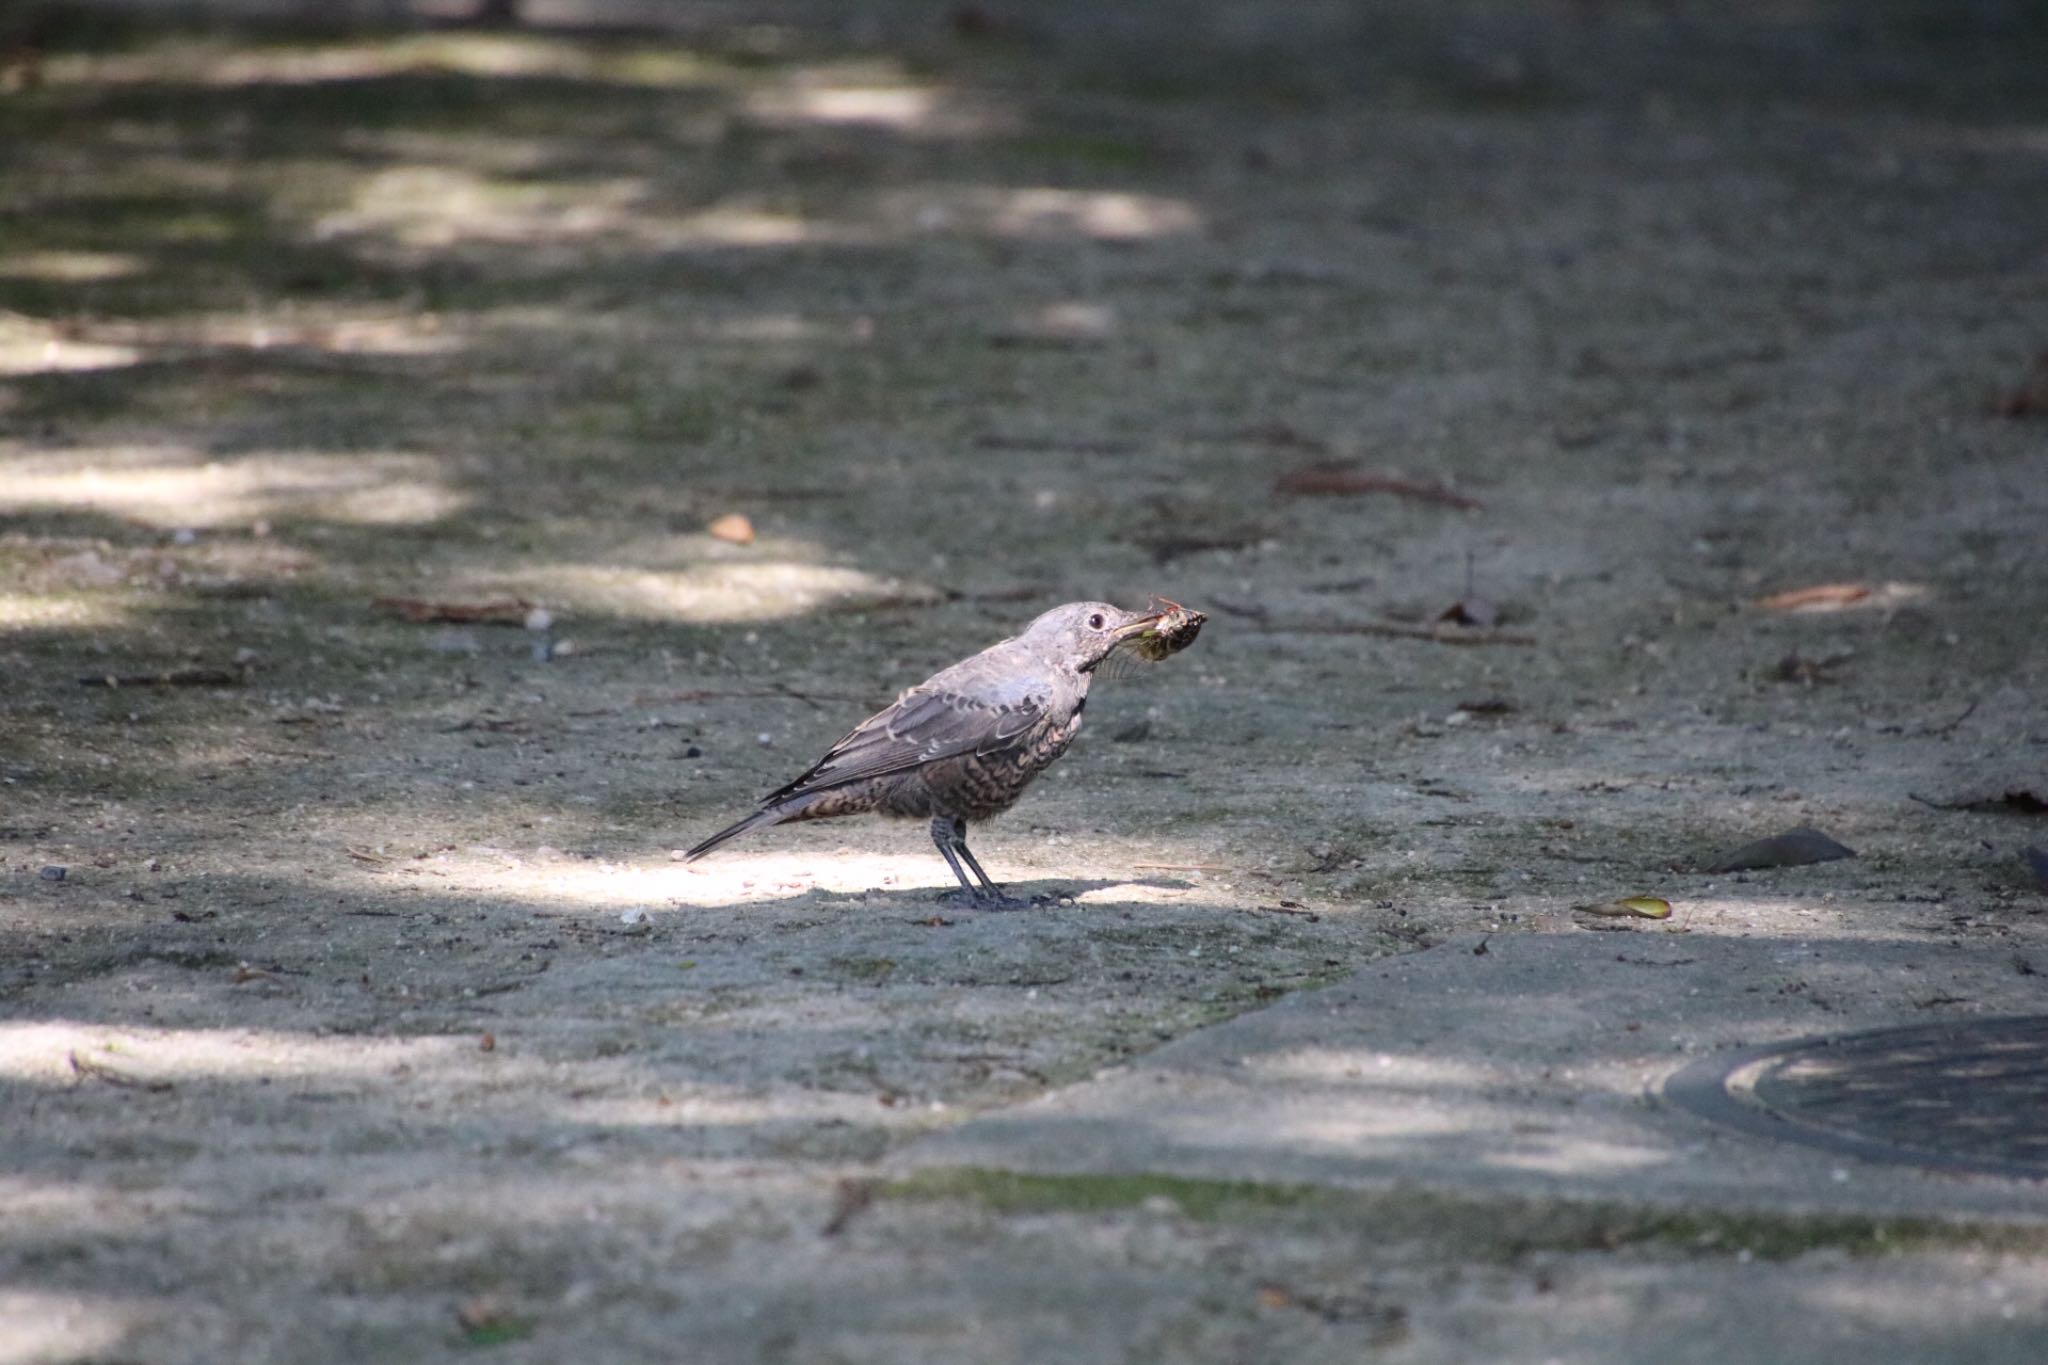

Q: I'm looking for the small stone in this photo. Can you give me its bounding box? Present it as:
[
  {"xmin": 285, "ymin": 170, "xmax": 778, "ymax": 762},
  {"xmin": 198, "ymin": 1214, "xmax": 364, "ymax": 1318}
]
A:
[{"xmin": 39, "ymin": 865, "xmax": 66, "ymax": 881}]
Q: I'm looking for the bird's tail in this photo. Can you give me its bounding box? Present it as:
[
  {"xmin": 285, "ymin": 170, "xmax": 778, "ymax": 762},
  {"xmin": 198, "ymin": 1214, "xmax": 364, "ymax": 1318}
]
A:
[{"xmin": 681, "ymin": 806, "xmax": 788, "ymax": 862}]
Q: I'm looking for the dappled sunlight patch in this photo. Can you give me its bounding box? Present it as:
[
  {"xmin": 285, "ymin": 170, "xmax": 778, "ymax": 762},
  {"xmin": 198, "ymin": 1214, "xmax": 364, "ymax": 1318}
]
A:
[
  {"xmin": 0, "ymin": 1177, "xmax": 146, "ymax": 1231},
  {"xmin": 0, "ymin": 589, "xmax": 135, "ymax": 631},
  {"xmin": 353, "ymin": 843, "xmax": 1249, "ymax": 913},
  {"xmin": 741, "ymin": 54, "xmax": 1006, "ymax": 137},
  {"xmin": 404, "ymin": 847, "xmax": 922, "ymax": 911},
  {"xmin": 0, "ymin": 309, "xmax": 458, "ymax": 377},
  {"xmin": 1208, "ymin": 1101, "xmax": 1468, "ymax": 1148},
  {"xmin": 0, "ymin": 448, "xmax": 470, "ymax": 529},
  {"xmin": 666, "ymin": 202, "xmax": 876, "ymax": 249},
  {"xmin": 0, "ymin": 317, "xmax": 141, "ymax": 376},
  {"xmin": 314, "ymin": 166, "xmax": 651, "ymax": 250},
  {"xmin": 0, "ymin": 1020, "xmax": 473, "ymax": 1087},
  {"xmin": 698, "ymin": 311, "xmax": 862, "ymax": 345},
  {"xmin": 0, "ymin": 1290, "xmax": 138, "ymax": 1365},
  {"xmin": 1484, "ymin": 1135, "xmax": 1673, "ymax": 1177},
  {"xmin": 41, "ymin": 31, "xmax": 738, "ymax": 93},
  {"xmin": 749, "ymin": 83, "xmax": 941, "ymax": 130},
  {"xmin": 0, "ymin": 249, "xmax": 146, "ymax": 283},
  {"xmin": 134, "ymin": 310, "xmax": 463, "ymax": 358},
  {"xmin": 884, "ymin": 187, "xmax": 1204, "ymax": 241},
  {"xmin": 1797, "ymin": 1263, "xmax": 2048, "ymax": 1326},
  {"xmin": 513, "ymin": 560, "xmax": 939, "ymax": 623},
  {"xmin": 1252, "ymin": 1047, "xmax": 1494, "ymax": 1088}
]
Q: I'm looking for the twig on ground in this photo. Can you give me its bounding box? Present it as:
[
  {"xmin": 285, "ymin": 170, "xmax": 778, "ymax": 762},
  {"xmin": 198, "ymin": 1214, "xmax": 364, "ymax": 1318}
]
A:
[{"xmin": 69, "ymin": 1051, "xmax": 174, "ymax": 1092}]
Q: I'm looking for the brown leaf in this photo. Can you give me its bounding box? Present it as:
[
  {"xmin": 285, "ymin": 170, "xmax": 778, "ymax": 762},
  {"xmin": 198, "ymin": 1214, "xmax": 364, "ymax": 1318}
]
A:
[
  {"xmin": 1438, "ymin": 596, "xmax": 1498, "ymax": 628},
  {"xmin": 708, "ymin": 513, "xmax": 755, "ymax": 545},
  {"xmin": 1275, "ymin": 463, "xmax": 1483, "ymax": 510},
  {"xmin": 1753, "ymin": 583, "xmax": 1870, "ymax": 612}
]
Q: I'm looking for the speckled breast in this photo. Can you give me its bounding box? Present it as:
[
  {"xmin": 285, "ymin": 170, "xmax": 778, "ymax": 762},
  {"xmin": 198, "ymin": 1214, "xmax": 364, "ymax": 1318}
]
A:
[{"xmin": 918, "ymin": 710, "xmax": 1083, "ymax": 821}]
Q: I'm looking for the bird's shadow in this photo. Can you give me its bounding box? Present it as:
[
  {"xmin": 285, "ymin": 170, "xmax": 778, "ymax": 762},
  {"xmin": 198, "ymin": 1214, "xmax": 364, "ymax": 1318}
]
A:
[{"xmin": 803, "ymin": 876, "xmax": 1194, "ymax": 910}]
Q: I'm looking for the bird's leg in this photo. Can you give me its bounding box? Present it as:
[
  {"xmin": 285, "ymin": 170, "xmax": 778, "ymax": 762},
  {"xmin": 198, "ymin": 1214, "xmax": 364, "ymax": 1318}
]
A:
[
  {"xmin": 927, "ymin": 816, "xmax": 979, "ymax": 898},
  {"xmin": 930, "ymin": 817, "xmax": 1024, "ymax": 907},
  {"xmin": 948, "ymin": 820, "xmax": 1006, "ymax": 897}
]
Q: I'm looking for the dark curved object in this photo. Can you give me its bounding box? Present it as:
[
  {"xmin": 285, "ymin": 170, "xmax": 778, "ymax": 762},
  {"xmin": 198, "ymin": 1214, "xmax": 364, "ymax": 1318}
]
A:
[{"xmin": 1663, "ymin": 1016, "xmax": 2048, "ymax": 1180}]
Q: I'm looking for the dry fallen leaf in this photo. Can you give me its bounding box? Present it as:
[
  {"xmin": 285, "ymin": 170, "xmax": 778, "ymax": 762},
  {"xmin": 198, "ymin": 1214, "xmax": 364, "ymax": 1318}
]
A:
[
  {"xmin": 708, "ymin": 513, "xmax": 755, "ymax": 545},
  {"xmin": 1438, "ymin": 596, "xmax": 1499, "ymax": 628},
  {"xmin": 1275, "ymin": 463, "xmax": 1483, "ymax": 510},
  {"xmin": 1705, "ymin": 827, "xmax": 1856, "ymax": 873},
  {"xmin": 1574, "ymin": 896, "xmax": 1673, "ymax": 920},
  {"xmin": 1753, "ymin": 582, "xmax": 1870, "ymax": 612}
]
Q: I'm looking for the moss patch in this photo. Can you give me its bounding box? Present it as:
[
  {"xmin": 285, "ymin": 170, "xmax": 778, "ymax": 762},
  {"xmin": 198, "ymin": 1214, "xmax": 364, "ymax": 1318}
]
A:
[{"xmin": 880, "ymin": 1167, "xmax": 2048, "ymax": 1262}]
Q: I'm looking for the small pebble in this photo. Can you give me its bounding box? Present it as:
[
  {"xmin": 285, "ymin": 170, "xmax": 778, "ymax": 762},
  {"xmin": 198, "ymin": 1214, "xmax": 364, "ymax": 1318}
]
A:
[
  {"xmin": 684, "ymin": 745, "xmax": 703, "ymax": 759},
  {"xmin": 524, "ymin": 607, "xmax": 553, "ymax": 632},
  {"xmin": 756, "ymin": 732, "xmax": 774, "ymax": 748},
  {"xmin": 39, "ymin": 865, "xmax": 66, "ymax": 882},
  {"xmin": 171, "ymin": 528, "xmax": 197, "ymax": 546},
  {"xmin": 619, "ymin": 906, "xmax": 651, "ymax": 927}
]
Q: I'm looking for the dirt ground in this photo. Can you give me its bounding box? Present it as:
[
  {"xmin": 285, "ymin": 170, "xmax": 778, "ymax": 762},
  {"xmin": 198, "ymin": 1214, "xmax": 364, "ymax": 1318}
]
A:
[{"xmin": 3, "ymin": 1, "xmax": 2047, "ymax": 1360}]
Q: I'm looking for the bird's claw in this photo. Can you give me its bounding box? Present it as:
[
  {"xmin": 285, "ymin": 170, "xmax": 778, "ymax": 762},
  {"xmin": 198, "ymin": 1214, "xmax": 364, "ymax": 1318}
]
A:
[{"xmin": 936, "ymin": 887, "xmax": 1036, "ymax": 911}]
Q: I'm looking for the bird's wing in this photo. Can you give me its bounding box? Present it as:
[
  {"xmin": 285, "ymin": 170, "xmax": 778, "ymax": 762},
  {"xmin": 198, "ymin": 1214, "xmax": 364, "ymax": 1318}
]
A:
[{"xmin": 764, "ymin": 681, "xmax": 1050, "ymax": 804}]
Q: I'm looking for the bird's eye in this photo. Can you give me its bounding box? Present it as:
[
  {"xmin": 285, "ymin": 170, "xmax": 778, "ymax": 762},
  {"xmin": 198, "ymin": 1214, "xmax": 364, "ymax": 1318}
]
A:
[{"xmin": 1088, "ymin": 613, "xmax": 1105, "ymax": 630}]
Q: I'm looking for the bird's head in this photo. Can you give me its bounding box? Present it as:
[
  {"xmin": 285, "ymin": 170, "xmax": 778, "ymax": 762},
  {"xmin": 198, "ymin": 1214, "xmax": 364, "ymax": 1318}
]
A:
[{"xmin": 1021, "ymin": 600, "xmax": 1179, "ymax": 674}]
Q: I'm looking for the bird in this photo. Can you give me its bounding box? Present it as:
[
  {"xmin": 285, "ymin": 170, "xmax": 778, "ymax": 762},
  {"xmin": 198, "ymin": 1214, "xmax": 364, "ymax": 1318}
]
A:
[{"xmin": 682, "ymin": 600, "xmax": 1197, "ymax": 905}]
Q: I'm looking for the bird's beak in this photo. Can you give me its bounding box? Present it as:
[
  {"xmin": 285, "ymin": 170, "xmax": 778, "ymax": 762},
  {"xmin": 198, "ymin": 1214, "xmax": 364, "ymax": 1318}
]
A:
[
  {"xmin": 1079, "ymin": 609, "xmax": 1166, "ymax": 673},
  {"xmin": 1110, "ymin": 611, "xmax": 1164, "ymax": 642}
]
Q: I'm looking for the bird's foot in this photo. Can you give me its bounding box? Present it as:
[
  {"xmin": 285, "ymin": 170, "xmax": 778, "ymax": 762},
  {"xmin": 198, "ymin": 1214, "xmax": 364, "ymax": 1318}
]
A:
[{"xmin": 936, "ymin": 887, "xmax": 1034, "ymax": 911}]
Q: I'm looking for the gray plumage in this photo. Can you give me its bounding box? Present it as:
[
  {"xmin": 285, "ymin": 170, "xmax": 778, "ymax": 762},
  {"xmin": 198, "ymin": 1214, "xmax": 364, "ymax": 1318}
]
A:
[{"xmin": 683, "ymin": 601, "xmax": 1167, "ymax": 902}]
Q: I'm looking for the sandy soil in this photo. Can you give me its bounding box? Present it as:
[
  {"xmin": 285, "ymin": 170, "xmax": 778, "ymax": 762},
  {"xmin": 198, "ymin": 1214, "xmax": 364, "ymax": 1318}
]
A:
[{"xmin": 2, "ymin": 1, "xmax": 2046, "ymax": 1360}]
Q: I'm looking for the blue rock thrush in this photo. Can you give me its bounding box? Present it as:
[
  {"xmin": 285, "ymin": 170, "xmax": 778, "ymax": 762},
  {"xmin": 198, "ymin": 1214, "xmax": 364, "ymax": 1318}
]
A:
[{"xmin": 682, "ymin": 600, "xmax": 1203, "ymax": 903}]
